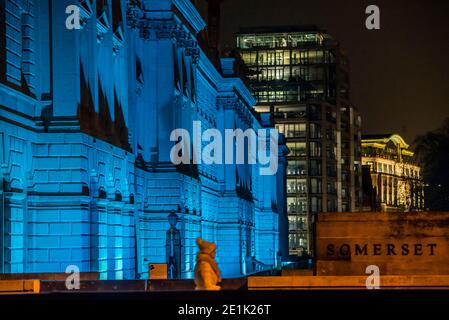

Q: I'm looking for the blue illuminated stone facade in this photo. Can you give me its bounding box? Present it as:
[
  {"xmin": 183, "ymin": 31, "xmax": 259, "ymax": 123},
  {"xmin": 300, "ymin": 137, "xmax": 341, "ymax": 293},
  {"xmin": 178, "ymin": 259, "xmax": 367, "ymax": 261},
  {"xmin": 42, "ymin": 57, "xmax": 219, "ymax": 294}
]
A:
[{"xmin": 0, "ymin": 0, "xmax": 287, "ymax": 279}]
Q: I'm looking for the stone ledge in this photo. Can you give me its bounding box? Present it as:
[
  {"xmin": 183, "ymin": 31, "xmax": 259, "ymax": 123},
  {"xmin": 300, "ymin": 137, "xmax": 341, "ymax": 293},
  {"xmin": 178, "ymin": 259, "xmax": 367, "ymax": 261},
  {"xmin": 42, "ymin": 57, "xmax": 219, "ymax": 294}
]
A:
[
  {"xmin": 0, "ymin": 280, "xmax": 40, "ymax": 294},
  {"xmin": 248, "ymin": 275, "xmax": 449, "ymax": 290}
]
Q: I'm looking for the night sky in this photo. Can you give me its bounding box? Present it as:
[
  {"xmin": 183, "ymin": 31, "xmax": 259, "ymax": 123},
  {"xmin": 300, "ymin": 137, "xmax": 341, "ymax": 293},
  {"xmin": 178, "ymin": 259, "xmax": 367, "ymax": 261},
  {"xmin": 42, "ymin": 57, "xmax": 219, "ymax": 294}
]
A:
[{"xmin": 219, "ymin": 0, "xmax": 449, "ymax": 145}]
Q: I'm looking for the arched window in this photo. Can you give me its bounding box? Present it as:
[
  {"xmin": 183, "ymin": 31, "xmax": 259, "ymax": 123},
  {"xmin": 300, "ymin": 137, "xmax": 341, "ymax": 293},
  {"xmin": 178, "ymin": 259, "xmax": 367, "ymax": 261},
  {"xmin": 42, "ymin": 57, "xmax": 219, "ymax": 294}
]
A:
[{"xmin": 98, "ymin": 187, "xmax": 107, "ymax": 199}]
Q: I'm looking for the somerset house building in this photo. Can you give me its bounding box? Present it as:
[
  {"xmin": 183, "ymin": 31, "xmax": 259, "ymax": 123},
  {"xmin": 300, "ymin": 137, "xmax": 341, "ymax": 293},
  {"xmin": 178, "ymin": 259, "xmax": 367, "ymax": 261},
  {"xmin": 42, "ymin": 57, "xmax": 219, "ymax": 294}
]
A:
[
  {"xmin": 0, "ymin": 0, "xmax": 287, "ymax": 279},
  {"xmin": 236, "ymin": 26, "xmax": 363, "ymax": 257}
]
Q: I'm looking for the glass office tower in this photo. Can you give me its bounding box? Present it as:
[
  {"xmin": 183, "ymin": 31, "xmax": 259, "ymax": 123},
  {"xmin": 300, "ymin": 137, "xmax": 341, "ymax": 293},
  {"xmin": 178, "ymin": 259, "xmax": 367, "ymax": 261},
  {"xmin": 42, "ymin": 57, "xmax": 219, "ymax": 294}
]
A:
[{"xmin": 236, "ymin": 26, "xmax": 363, "ymax": 257}]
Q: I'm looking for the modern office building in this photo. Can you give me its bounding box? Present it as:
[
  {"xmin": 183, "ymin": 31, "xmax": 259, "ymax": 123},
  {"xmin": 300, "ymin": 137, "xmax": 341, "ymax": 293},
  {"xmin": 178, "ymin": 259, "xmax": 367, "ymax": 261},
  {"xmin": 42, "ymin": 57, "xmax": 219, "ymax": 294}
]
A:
[
  {"xmin": 0, "ymin": 0, "xmax": 287, "ymax": 279},
  {"xmin": 361, "ymin": 134, "xmax": 425, "ymax": 212},
  {"xmin": 236, "ymin": 26, "xmax": 363, "ymax": 257}
]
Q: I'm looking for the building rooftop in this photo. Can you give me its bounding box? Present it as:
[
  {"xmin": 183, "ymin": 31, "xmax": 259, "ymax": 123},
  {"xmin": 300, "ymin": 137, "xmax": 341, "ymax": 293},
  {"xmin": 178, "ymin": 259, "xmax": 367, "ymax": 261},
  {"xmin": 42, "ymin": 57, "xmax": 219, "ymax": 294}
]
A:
[
  {"xmin": 362, "ymin": 134, "xmax": 414, "ymax": 156},
  {"xmin": 237, "ymin": 25, "xmax": 326, "ymax": 35},
  {"xmin": 236, "ymin": 26, "xmax": 337, "ymax": 50},
  {"xmin": 362, "ymin": 134, "xmax": 394, "ymax": 140}
]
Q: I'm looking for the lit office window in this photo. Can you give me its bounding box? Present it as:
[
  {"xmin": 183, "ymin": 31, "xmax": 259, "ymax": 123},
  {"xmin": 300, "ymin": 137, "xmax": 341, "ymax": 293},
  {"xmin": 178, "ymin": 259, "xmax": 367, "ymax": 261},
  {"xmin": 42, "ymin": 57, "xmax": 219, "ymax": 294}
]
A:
[
  {"xmin": 287, "ymin": 142, "xmax": 307, "ymax": 157},
  {"xmin": 287, "ymin": 178, "xmax": 307, "ymax": 194},
  {"xmin": 287, "ymin": 160, "xmax": 307, "ymax": 175},
  {"xmin": 309, "ymin": 142, "xmax": 322, "ymax": 157}
]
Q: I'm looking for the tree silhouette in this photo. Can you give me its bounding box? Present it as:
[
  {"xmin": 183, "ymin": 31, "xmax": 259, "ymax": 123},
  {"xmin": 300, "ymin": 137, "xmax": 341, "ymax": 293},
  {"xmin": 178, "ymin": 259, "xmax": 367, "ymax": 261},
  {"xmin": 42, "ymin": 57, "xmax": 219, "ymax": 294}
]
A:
[{"xmin": 414, "ymin": 118, "xmax": 449, "ymax": 211}]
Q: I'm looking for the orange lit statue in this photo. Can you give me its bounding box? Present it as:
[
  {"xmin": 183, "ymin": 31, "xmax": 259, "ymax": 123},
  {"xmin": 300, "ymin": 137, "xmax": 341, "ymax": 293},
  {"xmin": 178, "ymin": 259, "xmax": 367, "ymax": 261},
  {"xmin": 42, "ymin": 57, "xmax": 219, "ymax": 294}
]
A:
[{"xmin": 194, "ymin": 238, "xmax": 221, "ymax": 290}]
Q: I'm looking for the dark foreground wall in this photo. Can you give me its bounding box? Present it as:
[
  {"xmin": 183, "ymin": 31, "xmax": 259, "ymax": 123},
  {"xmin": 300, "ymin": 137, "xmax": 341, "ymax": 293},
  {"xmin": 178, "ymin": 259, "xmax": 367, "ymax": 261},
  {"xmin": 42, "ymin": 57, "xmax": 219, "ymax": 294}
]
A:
[{"xmin": 316, "ymin": 212, "xmax": 449, "ymax": 275}]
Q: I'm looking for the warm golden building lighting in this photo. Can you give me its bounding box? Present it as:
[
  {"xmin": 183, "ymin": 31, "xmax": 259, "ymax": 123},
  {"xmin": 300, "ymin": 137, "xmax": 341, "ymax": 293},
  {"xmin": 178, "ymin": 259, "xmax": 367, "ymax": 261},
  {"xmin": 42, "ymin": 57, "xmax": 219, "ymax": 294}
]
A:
[{"xmin": 361, "ymin": 134, "xmax": 425, "ymax": 212}]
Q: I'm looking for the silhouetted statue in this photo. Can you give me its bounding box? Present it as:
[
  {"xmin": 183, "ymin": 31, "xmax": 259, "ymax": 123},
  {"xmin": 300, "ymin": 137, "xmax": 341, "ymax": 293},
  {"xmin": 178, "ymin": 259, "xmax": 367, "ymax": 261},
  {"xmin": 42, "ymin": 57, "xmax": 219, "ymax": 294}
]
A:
[
  {"xmin": 166, "ymin": 212, "xmax": 182, "ymax": 279},
  {"xmin": 194, "ymin": 238, "xmax": 221, "ymax": 290}
]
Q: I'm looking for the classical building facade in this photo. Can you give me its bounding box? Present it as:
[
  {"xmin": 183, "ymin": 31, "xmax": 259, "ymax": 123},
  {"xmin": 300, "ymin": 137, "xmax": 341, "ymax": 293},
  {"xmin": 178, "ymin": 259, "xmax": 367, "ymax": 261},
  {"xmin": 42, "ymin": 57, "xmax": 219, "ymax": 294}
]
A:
[
  {"xmin": 236, "ymin": 27, "xmax": 362, "ymax": 257},
  {"xmin": 0, "ymin": 0, "xmax": 287, "ymax": 279},
  {"xmin": 361, "ymin": 134, "xmax": 425, "ymax": 212}
]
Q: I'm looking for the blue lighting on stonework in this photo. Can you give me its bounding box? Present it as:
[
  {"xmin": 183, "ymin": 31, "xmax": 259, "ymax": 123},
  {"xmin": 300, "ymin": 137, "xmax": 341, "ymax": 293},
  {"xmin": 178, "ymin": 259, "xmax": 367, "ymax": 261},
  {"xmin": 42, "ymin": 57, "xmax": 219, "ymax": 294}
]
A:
[{"xmin": 0, "ymin": 0, "xmax": 288, "ymax": 279}]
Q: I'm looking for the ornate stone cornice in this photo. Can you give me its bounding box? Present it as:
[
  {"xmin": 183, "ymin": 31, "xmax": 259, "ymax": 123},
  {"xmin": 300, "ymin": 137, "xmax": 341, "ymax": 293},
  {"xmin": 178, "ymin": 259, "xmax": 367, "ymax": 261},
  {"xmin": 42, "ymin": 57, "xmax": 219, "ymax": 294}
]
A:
[
  {"xmin": 217, "ymin": 95, "xmax": 253, "ymax": 127},
  {"xmin": 181, "ymin": 39, "xmax": 200, "ymax": 65},
  {"xmin": 216, "ymin": 95, "xmax": 239, "ymax": 111},
  {"xmin": 126, "ymin": 3, "xmax": 200, "ymax": 64},
  {"xmin": 112, "ymin": 26, "xmax": 125, "ymax": 55},
  {"xmin": 172, "ymin": 0, "xmax": 206, "ymax": 34},
  {"xmin": 126, "ymin": 0, "xmax": 143, "ymax": 29},
  {"xmin": 78, "ymin": 0, "xmax": 93, "ymax": 28},
  {"xmin": 129, "ymin": 19, "xmax": 179, "ymax": 40}
]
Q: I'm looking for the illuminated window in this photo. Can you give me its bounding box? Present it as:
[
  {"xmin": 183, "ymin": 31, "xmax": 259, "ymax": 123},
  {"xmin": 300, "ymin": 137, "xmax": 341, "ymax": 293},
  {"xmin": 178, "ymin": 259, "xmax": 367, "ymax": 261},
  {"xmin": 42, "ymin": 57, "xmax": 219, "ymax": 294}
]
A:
[
  {"xmin": 287, "ymin": 142, "xmax": 307, "ymax": 157},
  {"xmin": 287, "ymin": 197, "xmax": 308, "ymax": 213},
  {"xmin": 287, "ymin": 178, "xmax": 307, "ymax": 194},
  {"xmin": 287, "ymin": 160, "xmax": 307, "ymax": 175},
  {"xmin": 241, "ymin": 52, "xmax": 257, "ymax": 65},
  {"xmin": 284, "ymin": 123, "xmax": 306, "ymax": 138},
  {"xmin": 308, "ymin": 50, "xmax": 324, "ymax": 63},
  {"xmin": 309, "ymin": 142, "xmax": 321, "ymax": 157},
  {"xmin": 276, "ymin": 124, "xmax": 285, "ymax": 135},
  {"xmin": 288, "ymin": 216, "xmax": 298, "ymax": 231},
  {"xmin": 309, "ymin": 123, "xmax": 321, "ymax": 139}
]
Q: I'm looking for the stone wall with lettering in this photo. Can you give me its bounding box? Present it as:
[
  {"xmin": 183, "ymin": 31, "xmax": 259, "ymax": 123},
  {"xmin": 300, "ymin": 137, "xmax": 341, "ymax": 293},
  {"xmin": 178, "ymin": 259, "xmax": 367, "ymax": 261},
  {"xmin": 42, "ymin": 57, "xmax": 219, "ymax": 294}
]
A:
[{"xmin": 316, "ymin": 212, "xmax": 449, "ymax": 275}]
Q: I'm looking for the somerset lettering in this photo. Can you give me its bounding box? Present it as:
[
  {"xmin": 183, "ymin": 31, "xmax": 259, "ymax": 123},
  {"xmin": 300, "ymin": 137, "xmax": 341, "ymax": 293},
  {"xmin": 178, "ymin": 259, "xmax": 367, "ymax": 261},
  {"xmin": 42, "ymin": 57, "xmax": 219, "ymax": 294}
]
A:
[{"xmin": 326, "ymin": 243, "xmax": 437, "ymax": 257}]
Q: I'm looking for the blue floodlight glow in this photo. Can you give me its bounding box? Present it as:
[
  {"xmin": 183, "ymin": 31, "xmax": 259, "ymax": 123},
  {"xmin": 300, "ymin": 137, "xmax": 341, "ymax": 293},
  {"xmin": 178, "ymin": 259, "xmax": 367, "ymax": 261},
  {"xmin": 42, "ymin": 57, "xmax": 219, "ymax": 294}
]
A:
[{"xmin": 0, "ymin": 0, "xmax": 288, "ymax": 280}]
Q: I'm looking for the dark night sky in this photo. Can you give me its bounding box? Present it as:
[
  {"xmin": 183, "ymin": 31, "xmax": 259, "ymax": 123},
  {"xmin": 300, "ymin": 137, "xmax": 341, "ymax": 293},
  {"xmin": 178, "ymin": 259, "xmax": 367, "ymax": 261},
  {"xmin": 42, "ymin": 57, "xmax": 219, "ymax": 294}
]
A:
[{"xmin": 219, "ymin": 0, "xmax": 449, "ymax": 145}]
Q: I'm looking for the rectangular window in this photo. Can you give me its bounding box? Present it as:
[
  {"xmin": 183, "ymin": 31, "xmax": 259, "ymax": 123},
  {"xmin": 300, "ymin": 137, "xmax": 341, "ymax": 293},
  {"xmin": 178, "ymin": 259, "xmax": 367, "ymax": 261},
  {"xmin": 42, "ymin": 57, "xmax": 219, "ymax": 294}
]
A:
[
  {"xmin": 288, "ymin": 216, "xmax": 297, "ymax": 231},
  {"xmin": 310, "ymin": 123, "xmax": 322, "ymax": 139},
  {"xmin": 300, "ymin": 50, "xmax": 308, "ymax": 64},
  {"xmin": 308, "ymin": 50, "xmax": 324, "ymax": 63},
  {"xmin": 287, "ymin": 160, "xmax": 307, "ymax": 176},
  {"xmin": 311, "ymin": 197, "xmax": 322, "ymax": 213},
  {"xmin": 310, "ymin": 178, "xmax": 322, "ymax": 194},
  {"xmin": 241, "ymin": 52, "xmax": 257, "ymax": 66},
  {"xmin": 291, "ymin": 50, "xmax": 300, "ymax": 64},
  {"xmin": 287, "ymin": 178, "xmax": 307, "ymax": 194},
  {"xmin": 309, "ymin": 105, "xmax": 321, "ymax": 121},
  {"xmin": 327, "ymin": 200, "xmax": 337, "ymax": 212},
  {"xmin": 310, "ymin": 159, "xmax": 322, "ymax": 176},
  {"xmin": 287, "ymin": 197, "xmax": 297, "ymax": 213},
  {"xmin": 309, "ymin": 142, "xmax": 322, "ymax": 157},
  {"xmin": 285, "ymin": 123, "xmax": 307, "ymax": 138},
  {"xmin": 276, "ymin": 124, "xmax": 285, "ymax": 135},
  {"xmin": 287, "ymin": 142, "xmax": 307, "ymax": 157},
  {"xmin": 297, "ymin": 123, "xmax": 307, "ymax": 138},
  {"xmin": 327, "ymin": 182, "xmax": 337, "ymax": 194},
  {"xmin": 287, "ymin": 197, "xmax": 308, "ymax": 214},
  {"xmin": 327, "ymin": 165, "xmax": 337, "ymax": 177},
  {"xmin": 285, "ymin": 124, "xmax": 294, "ymax": 138}
]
